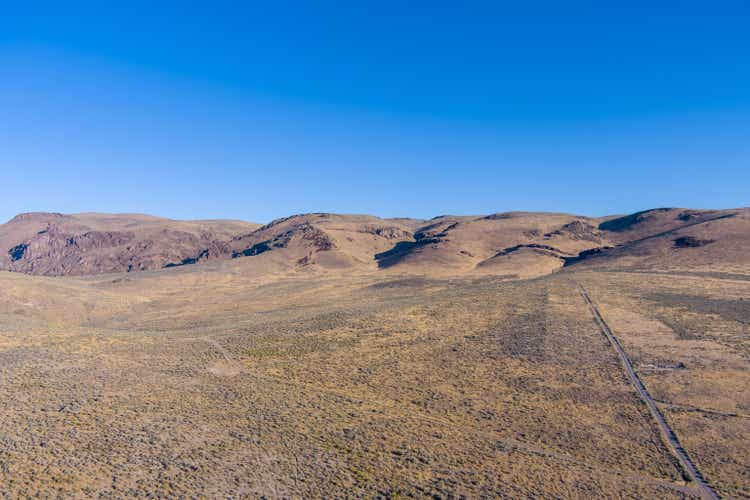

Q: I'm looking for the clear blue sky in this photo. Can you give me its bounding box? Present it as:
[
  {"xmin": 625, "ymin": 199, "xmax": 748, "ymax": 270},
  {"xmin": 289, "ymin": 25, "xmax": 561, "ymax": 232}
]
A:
[{"xmin": 2, "ymin": 2, "xmax": 748, "ymax": 223}]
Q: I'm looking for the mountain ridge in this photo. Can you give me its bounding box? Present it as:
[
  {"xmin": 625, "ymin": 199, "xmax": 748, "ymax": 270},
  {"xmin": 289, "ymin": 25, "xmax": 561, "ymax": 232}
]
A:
[{"xmin": 1, "ymin": 207, "xmax": 747, "ymax": 278}]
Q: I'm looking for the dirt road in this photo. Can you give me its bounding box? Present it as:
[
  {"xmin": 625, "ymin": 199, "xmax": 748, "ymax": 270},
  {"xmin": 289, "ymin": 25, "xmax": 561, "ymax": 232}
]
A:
[{"xmin": 579, "ymin": 285, "xmax": 719, "ymax": 500}]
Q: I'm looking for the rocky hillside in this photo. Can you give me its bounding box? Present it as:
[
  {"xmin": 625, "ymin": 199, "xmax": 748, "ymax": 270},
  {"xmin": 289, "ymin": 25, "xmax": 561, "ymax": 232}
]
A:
[
  {"xmin": 0, "ymin": 213, "xmax": 259, "ymax": 276},
  {"xmin": 160, "ymin": 213, "xmax": 422, "ymax": 274},
  {"xmin": 374, "ymin": 212, "xmax": 607, "ymax": 278},
  {"xmin": 564, "ymin": 207, "xmax": 750, "ymax": 273},
  {"xmin": 2, "ymin": 208, "xmax": 747, "ymax": 277}
]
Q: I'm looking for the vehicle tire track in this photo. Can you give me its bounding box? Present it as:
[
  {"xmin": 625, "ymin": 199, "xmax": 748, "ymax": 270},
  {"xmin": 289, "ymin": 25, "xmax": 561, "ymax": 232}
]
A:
[
  {"xmin": 203, "ymin": 337, "xmax": 245, "ymax": 376},
  {"xmin": 653, "ymin": 399, "xmax": 750, "ymax": 420},
  {"xmin": 579, "ymin": 285, "xmax": 719, "ymax": 500}
]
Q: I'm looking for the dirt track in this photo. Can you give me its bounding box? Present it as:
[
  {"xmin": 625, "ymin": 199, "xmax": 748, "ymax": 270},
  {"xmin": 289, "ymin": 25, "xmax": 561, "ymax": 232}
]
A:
[{"xmin": 580, "ymin": 285, "xmax": 719, "ymax": 500}]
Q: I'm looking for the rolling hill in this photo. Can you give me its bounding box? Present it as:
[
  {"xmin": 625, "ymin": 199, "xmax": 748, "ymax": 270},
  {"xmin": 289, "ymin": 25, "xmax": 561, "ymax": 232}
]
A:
[
  {"xmin": 1, "ymin": 207, "xmax": 747, "ymax": 278},
  {"xmin": 0, "ymin": 212, "xmax": 259, "ymax": 276},
  {"xmin": 564, "ymin": 207, "xmax": 750, "ymax": 273}
]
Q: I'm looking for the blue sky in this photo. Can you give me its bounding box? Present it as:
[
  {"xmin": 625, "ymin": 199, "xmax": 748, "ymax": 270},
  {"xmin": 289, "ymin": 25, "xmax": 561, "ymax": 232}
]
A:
[{"xmin": 1, "ymin": 2, "xmax": 748, "ymax": 223}]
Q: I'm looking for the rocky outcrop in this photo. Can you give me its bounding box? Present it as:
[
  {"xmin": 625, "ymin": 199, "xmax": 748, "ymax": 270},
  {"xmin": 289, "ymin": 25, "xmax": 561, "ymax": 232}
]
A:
[
  {"xmin": 544, "ymin": 220, "xmax": 602, "ymax": 242},
  {"xmin": 0, "ymin": 213, "xmax": 258, "ymax": 276}
]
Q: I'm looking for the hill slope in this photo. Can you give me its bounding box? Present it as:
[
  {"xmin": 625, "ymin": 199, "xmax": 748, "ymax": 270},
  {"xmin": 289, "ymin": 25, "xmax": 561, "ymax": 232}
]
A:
[
  {"xmin": 2, "ymin": 207, "xmax": 748, "ymax": 278},
  {"xmin": 0, "ymin": 212, "xmax": 259, "ymax": 276},
  {"xmin": 376, "ymin": 212, "xmax": 607, "ymax": 278},
  {"xmin": 567, "ymin": 207, "xmax": 749, "ymax": 273}
]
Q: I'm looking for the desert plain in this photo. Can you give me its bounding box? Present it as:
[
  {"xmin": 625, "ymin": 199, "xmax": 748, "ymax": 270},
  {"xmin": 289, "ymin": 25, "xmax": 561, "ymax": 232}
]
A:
[{"xmin": 0, "ymin": 208, "xmax": 748, "ymax": 498}]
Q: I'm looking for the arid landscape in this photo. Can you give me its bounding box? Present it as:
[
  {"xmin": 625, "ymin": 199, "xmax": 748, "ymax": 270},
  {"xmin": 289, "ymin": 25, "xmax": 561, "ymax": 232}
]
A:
[{"xmin": 0, "ymin": 208, "xmax": 747, "ymax": 498}]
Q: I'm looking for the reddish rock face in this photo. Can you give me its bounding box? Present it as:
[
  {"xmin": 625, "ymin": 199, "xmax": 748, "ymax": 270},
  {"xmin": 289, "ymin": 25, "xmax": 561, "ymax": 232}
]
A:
[
  {"xmin": 0, "ymin": 213, "xmax": 259, "ymax": 276},
  {"xmin": 6, "ymin": 225, "xmax": 136, "ymax": 275}
]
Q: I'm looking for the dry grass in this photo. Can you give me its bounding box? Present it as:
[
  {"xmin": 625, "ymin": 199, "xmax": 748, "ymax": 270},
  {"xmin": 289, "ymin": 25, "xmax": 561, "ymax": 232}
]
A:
[
  {"xmin": 575, "ymin": 270, "xmax": 750, "ymax": 498},
  {"xmin": 0, "ymin": 264, "xmax": 747, "ymax": 497}
]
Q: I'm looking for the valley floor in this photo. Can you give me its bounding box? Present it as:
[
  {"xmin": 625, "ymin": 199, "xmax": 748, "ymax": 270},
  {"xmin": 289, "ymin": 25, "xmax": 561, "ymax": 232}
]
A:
[{"xmin": 0, "ymin": 267, "xmax": 748, "ymax": 497}]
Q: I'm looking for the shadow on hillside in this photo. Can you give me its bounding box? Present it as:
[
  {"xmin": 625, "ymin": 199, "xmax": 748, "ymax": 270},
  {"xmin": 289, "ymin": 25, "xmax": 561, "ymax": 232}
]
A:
[{"xmin": 374, "ymin": 241, "xmax": 423, "ymax": 268}]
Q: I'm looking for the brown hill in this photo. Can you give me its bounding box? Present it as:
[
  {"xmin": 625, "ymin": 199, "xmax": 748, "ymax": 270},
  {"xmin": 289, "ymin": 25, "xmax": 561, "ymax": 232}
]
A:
[
  {"xmin": 375, "ymin": 212, "xmax": 607, "ymax": 278},
  {"xmin": 0, "ymin": 212, "xmax": 259, "ymax": 276},
  {"xmin": 215, "ymin": 213, "xmax": 420, "ymax": 272},
  {"xmin": 2, "ymin": 207, "xmax": 748, "ymax": 278},
  {"xmin": 566, "ymin": 207, "xmax": 750, "ymax": 273},
  {"xmin": 172, "ymin": 212, "xmax": 608, "ymax": 279}
]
